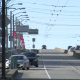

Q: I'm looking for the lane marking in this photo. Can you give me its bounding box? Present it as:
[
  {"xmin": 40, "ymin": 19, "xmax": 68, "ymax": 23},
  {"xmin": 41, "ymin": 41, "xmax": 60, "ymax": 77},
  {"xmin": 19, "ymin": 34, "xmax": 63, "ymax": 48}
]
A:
[
  {"xmin": 44, "ymin": 65, "xmax": 51, "ymax": 79},
  {"xmin": 41, "ymin": 51, "xmax": 51, "ymax": 79}
]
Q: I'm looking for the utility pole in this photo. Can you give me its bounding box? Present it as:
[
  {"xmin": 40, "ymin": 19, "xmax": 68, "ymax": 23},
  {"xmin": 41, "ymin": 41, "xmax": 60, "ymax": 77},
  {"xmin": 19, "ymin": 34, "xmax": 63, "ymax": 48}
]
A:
[{"xmin": 2, "ymin": 0, "xmax": 6, "ymax": 79}]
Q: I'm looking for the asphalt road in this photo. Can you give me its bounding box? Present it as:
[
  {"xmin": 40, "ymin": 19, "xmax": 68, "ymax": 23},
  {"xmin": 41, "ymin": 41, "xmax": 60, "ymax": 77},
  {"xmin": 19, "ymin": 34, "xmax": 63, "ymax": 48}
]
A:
[{"xmin": 14, "ymin": 49, "xmax": 80, "ymax": 80}]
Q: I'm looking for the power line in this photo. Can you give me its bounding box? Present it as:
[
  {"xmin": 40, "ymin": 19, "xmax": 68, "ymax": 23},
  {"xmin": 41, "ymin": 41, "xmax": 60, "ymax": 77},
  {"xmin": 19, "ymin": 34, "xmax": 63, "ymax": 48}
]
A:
[
  {"xmin": 46, "ymin": 0, "xmax": 70, "ymax": 37},
  {"xmin": 23, "ymin": 1, "xmax": 79, "ymax": 7}
]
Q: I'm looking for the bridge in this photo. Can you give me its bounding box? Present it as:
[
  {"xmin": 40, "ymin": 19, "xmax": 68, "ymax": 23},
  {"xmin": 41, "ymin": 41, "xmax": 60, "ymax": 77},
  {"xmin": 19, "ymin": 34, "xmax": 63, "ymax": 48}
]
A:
[{"xmin": 0, "ymin": 48, "xmax": 80, "ymax": 80}]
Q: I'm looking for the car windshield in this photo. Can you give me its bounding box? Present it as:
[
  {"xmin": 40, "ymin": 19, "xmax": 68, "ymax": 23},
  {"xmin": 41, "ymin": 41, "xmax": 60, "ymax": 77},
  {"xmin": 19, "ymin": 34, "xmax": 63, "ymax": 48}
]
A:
[
  {"xmin": 42, "ymin": 45, "xmax": 46, "ymax": 47},
  {"xmin": 9, "ymin": 56, "xmax": 24, "ymax": 60},
  {"xmin": 24, "ymin": 52, "xmax": 36, "ymax": 57}
]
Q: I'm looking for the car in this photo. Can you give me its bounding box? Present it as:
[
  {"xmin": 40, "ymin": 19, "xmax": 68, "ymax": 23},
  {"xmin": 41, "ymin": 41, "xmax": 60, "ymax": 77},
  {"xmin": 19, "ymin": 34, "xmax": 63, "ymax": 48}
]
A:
[
  {"xmin": 23, "ymin": 51, "xmax": 39, "ymax": 67},
  {"xmin": 75, "ymin": 45, "xmax": 80, "ymax": 50},
  {"xmin": 68, "ymin": 46, "xmax": 72, "ymax": 50},
  {"xmin": 6, "ymin": 55, "xmax": 30, "ymax": 70},
  {"xmin": 69, "ymin": 47, "xmax": 75, "ymax": 52},
  {"xmin": 42, "ymin": 45, "xmax": 47, "ymax": 49}
]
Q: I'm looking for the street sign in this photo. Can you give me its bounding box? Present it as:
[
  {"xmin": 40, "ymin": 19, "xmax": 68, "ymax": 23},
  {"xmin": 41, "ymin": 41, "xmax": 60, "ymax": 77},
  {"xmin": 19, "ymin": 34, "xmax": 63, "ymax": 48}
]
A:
[
  {"xmin": 28, "ymin": 29, "xmax": 38, "ymax": 34},
  {"xmin": 16, "ymin": 25, "xmax": 29, "ymax": 32},
  {"xmin": 0, "ymin": 15, "xmax": 11, "ymax": 27}
]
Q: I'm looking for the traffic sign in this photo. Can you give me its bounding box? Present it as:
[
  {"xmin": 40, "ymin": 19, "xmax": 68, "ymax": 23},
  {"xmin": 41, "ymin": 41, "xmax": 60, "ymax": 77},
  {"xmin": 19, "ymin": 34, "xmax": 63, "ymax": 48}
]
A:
[
  {"xmin": 28, "ymin": 29, "xmax": 38, "ymax": 34},
  {"xmin": 0, "ymin": 15, "xmax": 11, "ymax": 27}
]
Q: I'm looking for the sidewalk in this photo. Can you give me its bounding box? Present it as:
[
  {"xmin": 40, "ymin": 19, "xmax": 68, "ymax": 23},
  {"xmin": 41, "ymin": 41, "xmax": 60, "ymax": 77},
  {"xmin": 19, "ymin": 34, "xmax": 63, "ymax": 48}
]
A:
[
  {"xmin": 0, "ymin": 62, "xmax": 18, "ymax": 80},
  {"xmin": 0, "ymin": 69, "xmax": 18, "ymax": 80}
]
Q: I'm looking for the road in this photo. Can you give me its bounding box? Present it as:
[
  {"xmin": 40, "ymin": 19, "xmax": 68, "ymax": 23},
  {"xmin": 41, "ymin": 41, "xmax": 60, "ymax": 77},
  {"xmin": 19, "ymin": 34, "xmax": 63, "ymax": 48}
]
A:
[{"xmin": 14, "ymin": 49, "xmax": 80, "ymax": 80}]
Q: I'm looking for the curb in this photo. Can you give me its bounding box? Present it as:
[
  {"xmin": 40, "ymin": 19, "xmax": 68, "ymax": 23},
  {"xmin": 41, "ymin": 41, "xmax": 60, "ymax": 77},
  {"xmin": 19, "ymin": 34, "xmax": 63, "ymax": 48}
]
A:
[{"xmin": 0, "ymin": 69, "xmax": 18, "ymax": 80}]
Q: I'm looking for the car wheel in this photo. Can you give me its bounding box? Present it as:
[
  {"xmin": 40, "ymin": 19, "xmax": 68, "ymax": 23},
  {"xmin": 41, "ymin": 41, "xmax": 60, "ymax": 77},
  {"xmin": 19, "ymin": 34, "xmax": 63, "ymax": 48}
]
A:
[
  {"xmin": 27, "ymin": 67, "xmax": 29, "ymax": 70},
  {"xmin": 35, "ymin": 64, "xmax": 38, "ymax": 67},
  {"xmin": 27, "ymin": 63, "xmax": 30, "ymax": 70},
  {"xmin": 22, "ymin": 67, "xmax": 25, "ymax": 70}
]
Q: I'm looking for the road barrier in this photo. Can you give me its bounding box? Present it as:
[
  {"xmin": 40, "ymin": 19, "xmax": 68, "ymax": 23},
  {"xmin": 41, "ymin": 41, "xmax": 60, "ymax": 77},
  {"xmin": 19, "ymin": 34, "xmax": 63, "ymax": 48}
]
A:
[{"xmin": 55, "ymin": 47, "xmax": 80, "ymax": 59}]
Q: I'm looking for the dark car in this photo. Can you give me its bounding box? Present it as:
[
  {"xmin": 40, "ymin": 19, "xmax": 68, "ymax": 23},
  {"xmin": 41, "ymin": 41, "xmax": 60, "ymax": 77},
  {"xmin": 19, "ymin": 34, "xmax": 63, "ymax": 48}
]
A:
[
  {"xmin": 23, "ymin": 51, "xmax": 39, "ymax": 67},
  {"xmin": 42, "ymin": 45, "xmax": 47, "ymax": 49},
  {"xmin": 75, "ymin": 45, "xmax": 80, "ymax": 50}
]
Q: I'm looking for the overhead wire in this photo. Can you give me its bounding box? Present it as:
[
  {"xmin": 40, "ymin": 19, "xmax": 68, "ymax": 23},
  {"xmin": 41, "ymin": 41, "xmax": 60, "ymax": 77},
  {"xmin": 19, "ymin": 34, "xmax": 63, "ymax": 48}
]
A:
[
  {"xmin": 28, "ymin": 20, "xmax": 80, "ymax": 26},
  {"xmin": 23, "ymin": 0, "xmax": 80, "ymax": 44},
  {"xmin": 44, "ymin": 0, "xmax": 60, "ymax": 38},
  {"xmin": 46, "ymin": 0, "xmax": 70, "ymax": 37},
  {"xmin": 22, "ymin": 1, "xmax": 80, "ymax": 7}
]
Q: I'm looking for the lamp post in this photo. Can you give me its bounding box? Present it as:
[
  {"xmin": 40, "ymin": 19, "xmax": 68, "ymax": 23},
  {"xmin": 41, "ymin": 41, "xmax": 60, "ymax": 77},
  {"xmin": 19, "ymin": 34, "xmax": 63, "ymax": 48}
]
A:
[
  {"xmin": 17, "ymin": 15, "xmax": 28, "ymax": 18},
  {"xmin": 14, "ymin": 11, "xmax": 26, "ymax": 16},
  {"xmin": 13, "ymin": 12, "xmax": 27, "ymax": 49},
  {"xmin": 10, "ymin": 11, "xmax": 26, "ymax": 49},
  {"xmin": 2, "ymin": 0, "xmax": 6, "ymax": 79},
  {"xmin": 6, "ymin": 3, "xmax": 23, "ymax": 50},
  {"xmin": 11, "ymin": 8, "xmax": 25, "ymax": 48},
  {"xmin": 11, "ymin": 10, "xmax": 26, "ymax": 48},
  {"xmin": 14, "ymin": 15, "xmax": 29, "ymax": 49}
]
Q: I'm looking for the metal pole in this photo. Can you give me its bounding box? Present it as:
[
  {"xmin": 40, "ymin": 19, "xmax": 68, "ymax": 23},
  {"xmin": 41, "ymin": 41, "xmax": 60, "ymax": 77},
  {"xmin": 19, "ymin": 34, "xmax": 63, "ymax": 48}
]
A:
[
  {"xmin": 16, "ymin": 17, "xmax": 17, "ymax": 48},
  {"xmin": 2, "ymin": 0, "xmax": 6, "ymax": 79},
  {"xmin": 18, "ymin": 21, "xmax": 20, "ymax": 48},
  {"xmin": 6, "ymin": 7, "xmax": 8, "ymax": 51},
  {"xmin": 13, "ymin": 14, "xmax": 14, "ymax": 48},
  {"xmin": 10, "ymin": 11, "xmax": 12, "ymax": 49}
]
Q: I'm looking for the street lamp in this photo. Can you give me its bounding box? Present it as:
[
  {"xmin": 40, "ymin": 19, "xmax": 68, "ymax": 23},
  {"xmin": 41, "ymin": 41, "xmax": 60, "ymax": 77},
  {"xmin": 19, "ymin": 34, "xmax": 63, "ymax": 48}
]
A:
[
  {"xmin": 13, "ymin": 12, "xmax": 27, "ymax": 49},
  {"xmin": 17, "ymin": 15, "xmax": 28, "ymax": 18},
  {"xmin": 6, "ymin": 3, "xmax": 22, "ymax": 8},
  {"xmin": 6, "ymin": 3, "xmax": 23, "ymax": 50},
  {"xmin": 12, "ymin": 8, "xmax": 25, "ymax": 48},
  {"xmin": 1, "ymin": 2, "xmax": 23, "ymax": 79},
  {"xmin": 9, "ymin": 11, "xmax": 26, "ymax": 49},
  {"xmin": 12, "ymin": 8, "xmax": 25, "ymax": 12},
  {"xmin": 18, "ymin": 16, "xmax": 29, "ymax": 19},
  {"xmin": 14, "ymin": 11, "xmax": 26, "ymax": 16}
]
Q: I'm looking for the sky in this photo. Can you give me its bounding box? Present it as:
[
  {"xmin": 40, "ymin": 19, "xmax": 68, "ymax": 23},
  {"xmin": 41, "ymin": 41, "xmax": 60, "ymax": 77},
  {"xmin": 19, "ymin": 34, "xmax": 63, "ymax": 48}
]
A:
[{"xmin": 1, "ymin": 0, "xmax": 80, "ymax": 49}]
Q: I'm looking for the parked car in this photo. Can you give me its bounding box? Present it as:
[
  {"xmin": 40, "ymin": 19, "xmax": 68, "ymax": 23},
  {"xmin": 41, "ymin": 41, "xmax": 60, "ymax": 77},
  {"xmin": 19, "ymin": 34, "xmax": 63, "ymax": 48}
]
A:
[
  {"xmin": 42, "ymin": 45, "xmax": 47, "ymax": 49},
  {"xmin": 23, "ymin": 51, "xmax": 39, "ymax": 67},
  {"xmin": 6, "ymin": 55, "xmax": 30, "ymax": 70}
]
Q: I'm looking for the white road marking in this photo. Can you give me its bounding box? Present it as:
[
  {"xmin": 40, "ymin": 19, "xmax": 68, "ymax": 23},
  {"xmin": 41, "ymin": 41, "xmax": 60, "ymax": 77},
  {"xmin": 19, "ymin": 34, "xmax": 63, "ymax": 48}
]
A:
[
  {"xmin": 44, "ymin": 65, "xmax": 51, "ymax": 79},
  {"xmin": 41, "ymin": 51, "xmax": 51, "ymax": 79}
]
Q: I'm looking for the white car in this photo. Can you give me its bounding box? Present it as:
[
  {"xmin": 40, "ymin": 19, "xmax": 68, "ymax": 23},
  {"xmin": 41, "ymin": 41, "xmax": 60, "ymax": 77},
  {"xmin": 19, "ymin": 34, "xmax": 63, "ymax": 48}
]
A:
[
  {"xmin": 69, "ymin": 47, "xmax": 75, "ymax": 52},
  {"xmin": 6, "ymin": 55, "xmax": 30, "ymax": 70}
]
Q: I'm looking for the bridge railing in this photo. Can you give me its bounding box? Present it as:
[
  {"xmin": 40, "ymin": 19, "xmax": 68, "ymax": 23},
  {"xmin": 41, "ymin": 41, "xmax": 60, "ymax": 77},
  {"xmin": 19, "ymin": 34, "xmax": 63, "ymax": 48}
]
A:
[{"xmin": 55, "ymin": 47, "xmax": 80, "ymax": 59}]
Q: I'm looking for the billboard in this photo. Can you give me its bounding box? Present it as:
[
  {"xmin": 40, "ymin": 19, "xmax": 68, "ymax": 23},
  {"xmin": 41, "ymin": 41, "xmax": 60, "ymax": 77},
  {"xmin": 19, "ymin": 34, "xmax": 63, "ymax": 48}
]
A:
[{"xmin": 16, "ymin": 25, "xmax": 29, "ymax": 32}]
